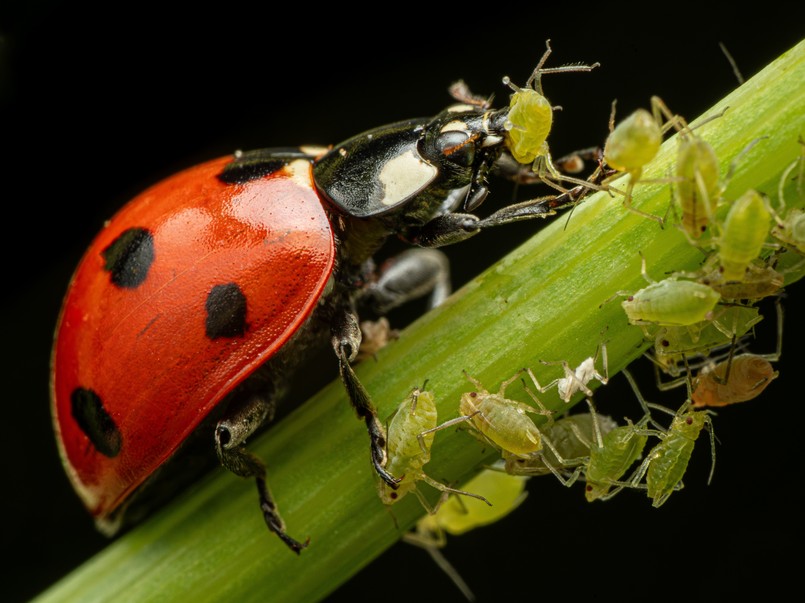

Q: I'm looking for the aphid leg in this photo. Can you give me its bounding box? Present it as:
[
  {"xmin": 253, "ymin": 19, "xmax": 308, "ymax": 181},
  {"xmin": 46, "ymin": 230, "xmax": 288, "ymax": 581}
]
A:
[
  {"xmin": 417, "ymin": 413, "xmax": 477, "ymax": 454},
  {"xmin": 215, "ymin": 394, "xmax": 310, "ymax": 554},
  {"xmin": 331, "ymin": 309, "xmax": 400, "ymax": 488},
  {"xmin": 420, "ymin": 476, "xmax": 492, "ymax": 508},
  {"xmin": 402, "ymin": 526, "xmax": 476, "ymax": 602}
]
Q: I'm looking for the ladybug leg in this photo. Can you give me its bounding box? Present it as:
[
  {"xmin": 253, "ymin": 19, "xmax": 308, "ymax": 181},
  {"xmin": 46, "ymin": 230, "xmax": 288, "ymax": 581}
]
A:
[
  {"xmin": 215, "ymin": 395, "xmax": 310, "ymax": 554},
  {"xmin": 363, "ymin": 248, "xmax": 451, "ymax": 315},
  {"xmin": 408, "ymin": 182, "xmax": 592, "ymax": 248},
  {"xmin": 331, "ymin": 310, "xmax": 401, "ymax": 489}
]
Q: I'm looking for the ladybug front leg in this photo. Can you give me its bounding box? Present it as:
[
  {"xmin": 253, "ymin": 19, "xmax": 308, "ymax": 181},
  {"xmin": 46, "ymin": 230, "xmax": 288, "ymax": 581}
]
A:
[
  {"xmin": 331, "ymin": 309, "xmax": 401, "ymax": 489},
  {"xmin": 215, "ymin": 394, "xmax": 310, "ymax": 554},
  {"xmin": 407, "ymin": 184, "xmax": 590, "ymax": 248}
]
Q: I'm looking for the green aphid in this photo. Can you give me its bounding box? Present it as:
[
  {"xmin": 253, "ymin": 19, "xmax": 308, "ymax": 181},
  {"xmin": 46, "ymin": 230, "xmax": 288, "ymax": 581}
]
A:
[
  {"xmin": 379, "ymin": 386, "xmax": 490, "ymax": 511},
  {"xmin": 718, "ymin": 189, "xmax": 773, "ymax": 281}
]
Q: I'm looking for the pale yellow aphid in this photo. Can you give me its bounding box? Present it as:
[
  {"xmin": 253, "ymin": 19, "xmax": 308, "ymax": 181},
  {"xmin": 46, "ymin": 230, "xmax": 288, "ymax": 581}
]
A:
[
  {"xmin": 403, "ymin": 468, "xmax": 529, "ymax": 601},
  {"xmin": 421, "ymin": 370, "xmax": 553, "ymax": 458}
]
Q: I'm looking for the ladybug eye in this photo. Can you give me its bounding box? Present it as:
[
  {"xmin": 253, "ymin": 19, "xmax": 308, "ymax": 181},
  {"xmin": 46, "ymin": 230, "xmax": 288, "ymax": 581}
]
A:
[{"xmin": 435, "ymin": 130, "xmax": 475, "ymax": 167}]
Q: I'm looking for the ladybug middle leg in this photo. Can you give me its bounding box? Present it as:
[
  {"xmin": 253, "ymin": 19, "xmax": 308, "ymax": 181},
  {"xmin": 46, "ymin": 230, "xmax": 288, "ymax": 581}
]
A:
[
  {"xmin": 215, "ymin": 394, "xmax": 310, "ymax": 554},
  {"xmin": 334, "ymin": 248, "xmax": 453, "ymax": 488},
  {"xmin": 331, "ymin": 309, "xmax": 400, "ymax": 488}
]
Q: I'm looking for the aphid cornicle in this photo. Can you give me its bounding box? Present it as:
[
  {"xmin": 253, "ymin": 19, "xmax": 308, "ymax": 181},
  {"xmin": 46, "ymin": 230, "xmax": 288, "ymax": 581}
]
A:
[{"xmin": 50, "ymin": 48, "xmax": 600, "ymax": 553}]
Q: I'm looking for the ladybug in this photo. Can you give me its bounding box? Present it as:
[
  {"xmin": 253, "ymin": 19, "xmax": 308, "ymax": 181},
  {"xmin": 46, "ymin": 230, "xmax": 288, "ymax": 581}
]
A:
[{"xmin": 51, "ymin": 73, "xmax": 593, "ymax": 555}]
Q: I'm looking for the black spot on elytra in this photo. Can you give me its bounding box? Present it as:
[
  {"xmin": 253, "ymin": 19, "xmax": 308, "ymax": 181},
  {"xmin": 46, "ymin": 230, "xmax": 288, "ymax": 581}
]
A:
[
  {"xmin": 102, "ymin": 227, "xmax": 154, "ymax": 288},
  {"xmin": 217, "ymin": 149, "xmax": 288, "ymax": 184},
  {"xmin": 206, "ymin": 283, "xmax": 247, "ymax": 339},
  {"xmin": 71, "ymin": 388, "xmax": 121, "ymax": 457}
]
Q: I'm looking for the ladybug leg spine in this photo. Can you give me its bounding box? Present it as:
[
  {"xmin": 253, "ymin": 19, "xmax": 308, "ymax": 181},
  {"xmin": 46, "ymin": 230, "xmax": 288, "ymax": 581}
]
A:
[
  {"xmin": 215, "ymin": 395, "xmax": 310, "ymax": 554},
  {"xmin": 331, "ymin": 310, "xmax": 401, "ymax": 489},
  {"xmin": 362, "ymin": 248, "xmax": 451, "ymax": 315}
]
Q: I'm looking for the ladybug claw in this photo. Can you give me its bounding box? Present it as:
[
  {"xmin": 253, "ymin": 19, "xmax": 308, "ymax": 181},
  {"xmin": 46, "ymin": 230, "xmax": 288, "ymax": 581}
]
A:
[{"xmin": 375, "ymin": 463, "xmax": 402, "ymax": 489}]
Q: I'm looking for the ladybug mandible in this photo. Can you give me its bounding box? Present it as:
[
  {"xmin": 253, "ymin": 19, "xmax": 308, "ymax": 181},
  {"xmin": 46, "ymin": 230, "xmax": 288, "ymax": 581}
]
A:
[{"xmin": 51, "ymin": 70, "xmax": 593, "ymax": 554}]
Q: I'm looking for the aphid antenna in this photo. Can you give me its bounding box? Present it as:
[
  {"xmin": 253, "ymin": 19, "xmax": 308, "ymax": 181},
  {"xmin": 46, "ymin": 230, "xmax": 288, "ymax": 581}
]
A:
[{"xmin": 719, "ymin": 41, "xmax": 745, "ymax": 85}]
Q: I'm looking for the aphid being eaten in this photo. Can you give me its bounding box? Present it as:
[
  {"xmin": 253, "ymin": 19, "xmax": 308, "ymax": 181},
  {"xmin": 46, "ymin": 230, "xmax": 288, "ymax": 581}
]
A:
[{"xmin": 502, "ymin": 39, "xmax": 600, "ymax": 193}]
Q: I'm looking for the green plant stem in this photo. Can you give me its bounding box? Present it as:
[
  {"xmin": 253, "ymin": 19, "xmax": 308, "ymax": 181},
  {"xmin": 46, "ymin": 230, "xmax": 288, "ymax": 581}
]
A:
[{"xmin": 36, "ymin": 39, "xmax": 805, "ymax": 603}]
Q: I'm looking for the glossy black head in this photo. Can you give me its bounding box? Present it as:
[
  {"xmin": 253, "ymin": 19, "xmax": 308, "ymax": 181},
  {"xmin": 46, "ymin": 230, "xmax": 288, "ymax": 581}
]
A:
[{"xmin": 313, "ymin": 104, "xmax": 510, "ymax": 224}]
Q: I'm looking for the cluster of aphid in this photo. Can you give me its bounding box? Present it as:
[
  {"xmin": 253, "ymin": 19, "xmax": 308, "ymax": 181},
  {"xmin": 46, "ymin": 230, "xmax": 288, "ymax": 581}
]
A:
[{"xmin": 369, "ymin": 45, "xmax": 805, "ymax": 600}]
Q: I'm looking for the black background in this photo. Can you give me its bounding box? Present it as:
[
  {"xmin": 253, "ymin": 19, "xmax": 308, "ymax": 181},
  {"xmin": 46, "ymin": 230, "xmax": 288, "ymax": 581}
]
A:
[{"xmin": 2, "ymin": 3, "xmax": 803, "ymax": 602}]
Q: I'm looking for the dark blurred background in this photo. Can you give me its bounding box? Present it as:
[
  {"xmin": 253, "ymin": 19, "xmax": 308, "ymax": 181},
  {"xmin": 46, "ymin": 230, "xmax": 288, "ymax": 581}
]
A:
[{"xmin": 2, "ymin": 3, "xmax": 803, "ymax": 602}]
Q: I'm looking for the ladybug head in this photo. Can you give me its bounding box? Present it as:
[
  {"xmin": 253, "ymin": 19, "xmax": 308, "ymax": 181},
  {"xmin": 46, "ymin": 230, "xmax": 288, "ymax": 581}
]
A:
[{"xmin": 312, "ymin": 104, "xmax": 510, "ymax": 223}]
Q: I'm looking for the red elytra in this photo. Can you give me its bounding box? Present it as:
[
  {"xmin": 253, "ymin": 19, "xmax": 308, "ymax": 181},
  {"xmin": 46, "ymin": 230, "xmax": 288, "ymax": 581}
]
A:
[{"xmin": 51, "ymin": 155, "xmax": 335, "ymax": 526}]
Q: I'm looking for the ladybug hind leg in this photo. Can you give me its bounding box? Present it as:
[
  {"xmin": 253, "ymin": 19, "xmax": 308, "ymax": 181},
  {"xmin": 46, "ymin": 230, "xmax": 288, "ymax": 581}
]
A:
[{"xmin": 215, "ymin": 394, "xmax": 310, "ymax": 554}]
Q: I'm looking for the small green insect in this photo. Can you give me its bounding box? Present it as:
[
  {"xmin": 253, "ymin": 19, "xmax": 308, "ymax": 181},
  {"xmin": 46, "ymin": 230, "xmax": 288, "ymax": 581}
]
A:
[
  {"xmin": 617, "ymin": 254, "xmax": 721, "ymax": 335},
  {"xmin": 627, "ymin": 376, "xmax": 717, "ymax": 508},
  {"xmin": 502, "ymin": 39, "xmax": 599, "ymax": 191},
  {"xmin": 379, "ymin": 386, "xmax": 490, "ymax": 511},
  {"xmin": 504, "ymin": 410, "xmax": 618, "ymax": 479},
  {"xmin": 698, "ymin": 260, "xmax": 784, "ymax": 303},
  {"xmin": 582, "ymin": 395, "xmax": 653, "ymax": 502},
  {"xmin": 403, "ymin": 468, "xmax": 530, "ymax": 602},
  {"xmin": 674, "ymin": 135, "xmax": 722, "ymax": 240},
  {"xmin": 602, "ymin": 96, "xmax": 686, "ymax": 224},
  {"xmin": 650, "ymin": 304, "xmax": 764, "ymax": 379},
  {"xmin": 714, "ymin": 189, "xmax": 774, "ymax": 281},
  {"xmin": 421, "ymin": 370, "xmax": 553, "ymax": 458}
]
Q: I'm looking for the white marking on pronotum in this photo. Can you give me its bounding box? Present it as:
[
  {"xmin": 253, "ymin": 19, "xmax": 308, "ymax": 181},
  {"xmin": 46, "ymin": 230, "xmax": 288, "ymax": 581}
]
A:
[{"xmin": 378, "ymin": 150, "xmax": 437, "ymax": 207}]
